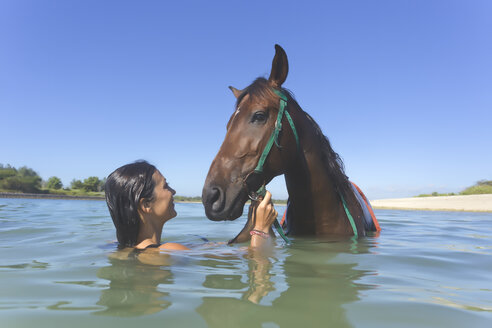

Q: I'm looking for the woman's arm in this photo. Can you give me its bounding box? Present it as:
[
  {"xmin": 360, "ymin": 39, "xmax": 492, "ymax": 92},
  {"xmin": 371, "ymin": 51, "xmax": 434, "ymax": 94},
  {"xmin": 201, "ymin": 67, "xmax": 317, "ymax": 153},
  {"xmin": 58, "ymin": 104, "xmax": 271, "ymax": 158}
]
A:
[
  {"xmin": 249, "ymin": 191, "xmax": 278, "ymax": 249},
  {"xmin": 160, "ymin": 242, "xmax": 190, "ymax": 251}
]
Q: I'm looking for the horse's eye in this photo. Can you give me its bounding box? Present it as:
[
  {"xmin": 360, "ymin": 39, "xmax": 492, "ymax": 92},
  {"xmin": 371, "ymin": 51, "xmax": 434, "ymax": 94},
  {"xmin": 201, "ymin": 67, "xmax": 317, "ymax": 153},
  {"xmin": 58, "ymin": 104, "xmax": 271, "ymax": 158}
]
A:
[{"xmin": 251, "ymin": 111, "xmax": 267, "ymax": 123}]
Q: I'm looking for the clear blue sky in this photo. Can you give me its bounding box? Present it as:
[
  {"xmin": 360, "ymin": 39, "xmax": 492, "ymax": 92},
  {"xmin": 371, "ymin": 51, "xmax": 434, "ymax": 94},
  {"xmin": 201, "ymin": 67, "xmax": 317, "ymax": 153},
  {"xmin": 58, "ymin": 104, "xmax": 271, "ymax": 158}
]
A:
[{"xmin": 1, "ymin": 0, "xmax": 491, "ymax": 199}]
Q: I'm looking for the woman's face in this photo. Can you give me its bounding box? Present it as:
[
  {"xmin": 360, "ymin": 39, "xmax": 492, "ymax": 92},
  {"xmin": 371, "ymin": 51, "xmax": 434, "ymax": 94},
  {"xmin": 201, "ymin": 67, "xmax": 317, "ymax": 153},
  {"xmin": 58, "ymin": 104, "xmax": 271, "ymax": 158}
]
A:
[{"xmin": 149, "ymin": 170, "xmax": 177, "ymax": 222}]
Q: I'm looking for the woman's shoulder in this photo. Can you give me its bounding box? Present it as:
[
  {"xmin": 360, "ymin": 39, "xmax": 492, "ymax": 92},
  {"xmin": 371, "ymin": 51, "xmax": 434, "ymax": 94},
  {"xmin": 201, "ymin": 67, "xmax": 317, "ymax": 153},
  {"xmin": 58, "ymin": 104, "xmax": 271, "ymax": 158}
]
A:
[{"xmin": 106, "ymin": 242, "xmax": 189, "ymax": 265}]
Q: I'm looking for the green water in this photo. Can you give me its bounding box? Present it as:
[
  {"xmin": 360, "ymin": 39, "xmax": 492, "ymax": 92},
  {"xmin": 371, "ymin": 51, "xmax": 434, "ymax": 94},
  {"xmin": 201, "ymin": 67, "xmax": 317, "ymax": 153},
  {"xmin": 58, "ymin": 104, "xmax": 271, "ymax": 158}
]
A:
[{"xmin": 0, "ymin": 198, "xmax": 491, "ymax": 327}]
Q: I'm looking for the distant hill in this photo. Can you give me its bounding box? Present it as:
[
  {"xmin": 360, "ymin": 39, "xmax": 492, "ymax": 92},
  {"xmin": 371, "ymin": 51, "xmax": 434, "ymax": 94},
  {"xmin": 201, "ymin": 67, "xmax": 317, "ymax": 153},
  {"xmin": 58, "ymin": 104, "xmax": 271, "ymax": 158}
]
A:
[
  {"xmin": 460, "ymin": 180, "xmax": 492, "ymax": 195},
  {"xmin": 418, "ymin": 180, "xmax": 492, "ymax": 197}
]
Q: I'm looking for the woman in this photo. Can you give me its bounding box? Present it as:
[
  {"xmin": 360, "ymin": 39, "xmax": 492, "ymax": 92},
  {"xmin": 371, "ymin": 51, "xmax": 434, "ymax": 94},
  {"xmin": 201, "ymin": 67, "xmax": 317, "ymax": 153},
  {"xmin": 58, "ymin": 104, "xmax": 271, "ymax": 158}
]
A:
[{"xmin": 105, "ymin": 160, "xmax": 277, "ymax": 252}]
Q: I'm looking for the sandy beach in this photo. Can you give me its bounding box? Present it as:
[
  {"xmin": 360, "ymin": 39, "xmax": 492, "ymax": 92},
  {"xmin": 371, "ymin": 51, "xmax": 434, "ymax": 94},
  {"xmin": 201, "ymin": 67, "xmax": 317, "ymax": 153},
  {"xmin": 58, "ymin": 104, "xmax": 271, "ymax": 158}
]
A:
[{"xmin": 371, "ymin": 194, "xmax": 492, "ymax": 212}]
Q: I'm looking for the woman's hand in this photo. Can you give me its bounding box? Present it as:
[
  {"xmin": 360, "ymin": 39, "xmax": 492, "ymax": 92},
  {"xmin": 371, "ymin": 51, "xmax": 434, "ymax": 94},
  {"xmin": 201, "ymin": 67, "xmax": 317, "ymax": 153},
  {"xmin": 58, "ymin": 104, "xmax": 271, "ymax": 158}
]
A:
[
  {"xmin": 253, "ymin": 191, "xmax": 278, "ymax": 233},
  {"xmin": 249, "ymin": 191, "xmax": 277, "ymax": 249}
]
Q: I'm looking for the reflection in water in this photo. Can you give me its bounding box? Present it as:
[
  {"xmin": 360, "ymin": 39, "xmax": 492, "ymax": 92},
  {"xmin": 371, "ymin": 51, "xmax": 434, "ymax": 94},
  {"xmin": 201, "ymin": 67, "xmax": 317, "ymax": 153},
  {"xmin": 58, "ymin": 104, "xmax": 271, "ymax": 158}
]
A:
[
  {"xmin": 199, "ymin": 249, "xmax": 275, "ymax": 304},
  {"xmin": 92, "ymin": 238, "xmax": 377, "ymax": 325},
  {"xmin": 94, "ymin": 250, "xmax": 174, "ymax": 317},
  {"xmin": 242, "ymin": 250, "xmax": 275, "ymax": 304},
  {"xmin": 197, "ymin": 239, "xmax": 376, "ymax": 328},
  {"xmin": 203, "ymin": 274, "xmax": 248, "ymax": 290},
  {"xmin": 0, "ymin": 260, "xmax": 49, "ymax": 270}
]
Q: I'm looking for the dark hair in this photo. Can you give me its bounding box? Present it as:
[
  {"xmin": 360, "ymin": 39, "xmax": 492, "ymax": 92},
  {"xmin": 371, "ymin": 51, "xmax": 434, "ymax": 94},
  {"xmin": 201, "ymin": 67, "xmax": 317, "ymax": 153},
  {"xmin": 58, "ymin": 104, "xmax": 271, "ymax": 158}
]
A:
[{"xmin": 105, "ymin": 161, "xmax": 157, "ymax": 248}]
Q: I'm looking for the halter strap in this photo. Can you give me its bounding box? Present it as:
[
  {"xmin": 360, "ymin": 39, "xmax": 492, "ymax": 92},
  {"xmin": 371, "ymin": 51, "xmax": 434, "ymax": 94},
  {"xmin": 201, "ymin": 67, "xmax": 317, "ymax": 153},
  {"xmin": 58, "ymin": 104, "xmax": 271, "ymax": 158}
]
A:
[
  {"xmin": 272, "ymin": 89, "xmax": 300, "ymax": 149},
  {"xmin": 253, "ymin": 89, "xmax": 300, "ymax": 175}
]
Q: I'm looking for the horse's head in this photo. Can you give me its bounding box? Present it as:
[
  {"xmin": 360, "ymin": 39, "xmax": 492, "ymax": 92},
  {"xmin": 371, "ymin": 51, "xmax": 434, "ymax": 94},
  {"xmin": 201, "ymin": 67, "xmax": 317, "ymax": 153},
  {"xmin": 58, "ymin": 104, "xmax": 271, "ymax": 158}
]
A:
[{"xmin": 203, "ymin": 45, "xmax": 300, "ymax": 221}]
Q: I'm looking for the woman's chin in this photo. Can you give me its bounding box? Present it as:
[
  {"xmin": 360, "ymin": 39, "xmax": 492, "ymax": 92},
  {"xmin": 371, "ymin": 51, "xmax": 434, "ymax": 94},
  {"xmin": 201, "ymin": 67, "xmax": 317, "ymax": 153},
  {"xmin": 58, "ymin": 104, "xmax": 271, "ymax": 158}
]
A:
[{"xmin": 162, "ymin": 204, "xmax": 178, "ymax": 222}]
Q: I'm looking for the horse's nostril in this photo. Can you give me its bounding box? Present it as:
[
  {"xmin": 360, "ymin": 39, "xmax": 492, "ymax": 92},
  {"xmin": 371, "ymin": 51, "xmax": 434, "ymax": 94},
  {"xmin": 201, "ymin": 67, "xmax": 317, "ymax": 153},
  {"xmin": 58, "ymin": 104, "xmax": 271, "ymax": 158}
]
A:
[{"xmin": 210, "ymin": 187, "xmax": 224, "ymax": 212}]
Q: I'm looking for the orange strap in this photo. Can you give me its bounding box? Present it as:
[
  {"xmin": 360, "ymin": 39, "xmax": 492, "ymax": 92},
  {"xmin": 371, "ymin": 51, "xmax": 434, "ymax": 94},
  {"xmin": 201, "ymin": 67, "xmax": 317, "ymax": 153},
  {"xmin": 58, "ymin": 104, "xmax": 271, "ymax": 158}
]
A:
[
  {"xmin": 280, "ymin": 205, "xmax": 287, "ymax": 226},
  {"xmin": 351, "ymin": 182, "xmax": 381, "ymax": 232}
]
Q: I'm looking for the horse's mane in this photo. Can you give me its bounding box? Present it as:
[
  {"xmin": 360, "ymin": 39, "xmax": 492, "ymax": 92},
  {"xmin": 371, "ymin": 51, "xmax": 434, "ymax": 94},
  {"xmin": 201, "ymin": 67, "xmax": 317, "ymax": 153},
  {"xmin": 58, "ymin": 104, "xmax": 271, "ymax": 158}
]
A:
[
  {"xmin": 302, "ymin": 111, "xmax": 353, "ymax": 200},
  {"xmin": 242, "ymin": 78, "xmax": 353, "ymax": 200}
]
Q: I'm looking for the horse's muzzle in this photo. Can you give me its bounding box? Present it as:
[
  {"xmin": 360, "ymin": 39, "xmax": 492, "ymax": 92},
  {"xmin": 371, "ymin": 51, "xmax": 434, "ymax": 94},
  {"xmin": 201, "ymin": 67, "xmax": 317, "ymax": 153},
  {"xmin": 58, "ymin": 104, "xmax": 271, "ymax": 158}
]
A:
[{"xmin": 202, "ymin": 184, "xmax": 247, "ymax": 221}]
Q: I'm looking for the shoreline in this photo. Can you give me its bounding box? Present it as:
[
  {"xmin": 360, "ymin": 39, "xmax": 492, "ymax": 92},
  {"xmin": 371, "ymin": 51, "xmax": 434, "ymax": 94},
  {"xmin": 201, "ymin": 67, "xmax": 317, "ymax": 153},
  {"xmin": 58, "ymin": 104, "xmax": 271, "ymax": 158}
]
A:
[
  {"xmin": 0, "ymin": 192, "xmax": 205, "ymax": 203},
  {"xmin": 370, "ymin": 194, "xmax": 492, "ymax": 213},
  {"xmin": 2, "ymin": 192, "xmax": 491, "ymax": 213},
  {"xmin": 0, "ymin": 192, "xmax": 105, "ymax": 201},
  {"xmin": 0, "ymin": 192, "xmax": 201, "ymax": 203},
  {"xmin": 0, "ymin": 193, "xmax": 287, "ymax": 205}
]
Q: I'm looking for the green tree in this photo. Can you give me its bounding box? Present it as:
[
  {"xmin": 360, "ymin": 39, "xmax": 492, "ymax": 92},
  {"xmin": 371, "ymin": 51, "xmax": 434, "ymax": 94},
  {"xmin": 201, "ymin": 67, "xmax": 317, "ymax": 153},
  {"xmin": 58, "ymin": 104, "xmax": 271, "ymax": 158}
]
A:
[
  {"xmin": 98, "ymin": 177, "xmax": 107, "ymax": 192},
  {"xmin": 0, "ymin": 165, "xmax": 41, "ymax": 193},
  {"xmin": 83, "ymin": 176, "xmax": 101, "ymax": 192},
  {"xmin": 0, "ymin": 167, "xmax": 17, "ymax": 180},
  {"xmin": 46, "ymin": 176, "xmax": 63, "ymax": 190},
  {"xmin": 0, "ymin": 163, "xmax": 14, "ymax": 169},
  {"xmin": 71, "ymin": 179, "xmax": 84, "ymax": 189},
  {"xmin": 17, "ymin": 166, "xmax": 39, "ymax": 177}
]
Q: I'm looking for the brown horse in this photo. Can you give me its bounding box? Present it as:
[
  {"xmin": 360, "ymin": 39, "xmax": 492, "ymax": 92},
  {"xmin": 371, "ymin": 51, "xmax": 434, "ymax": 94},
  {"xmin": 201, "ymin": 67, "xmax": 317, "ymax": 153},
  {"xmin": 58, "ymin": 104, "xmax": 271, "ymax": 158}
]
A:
[{"xmin": 202, "ymin": 45, "xmax": 378, "ymax": 243}]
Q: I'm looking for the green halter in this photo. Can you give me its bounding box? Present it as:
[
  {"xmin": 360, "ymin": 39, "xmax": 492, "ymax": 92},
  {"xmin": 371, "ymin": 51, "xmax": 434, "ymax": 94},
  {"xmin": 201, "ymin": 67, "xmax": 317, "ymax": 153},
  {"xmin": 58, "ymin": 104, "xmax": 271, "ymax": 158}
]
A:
[
  {"xmin": 249, "ymin": 89, "xmax": 299, "ymax": 244},
  {"xmin": 248, "ymin": 89, "xmax": 358, "ymax": 241}
]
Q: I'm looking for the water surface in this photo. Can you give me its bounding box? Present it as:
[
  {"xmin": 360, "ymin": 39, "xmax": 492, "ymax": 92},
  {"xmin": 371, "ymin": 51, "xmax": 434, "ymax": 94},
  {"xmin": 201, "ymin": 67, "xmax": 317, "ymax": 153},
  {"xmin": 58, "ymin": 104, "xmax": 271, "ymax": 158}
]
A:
[{"xmin": 0, "ymin": 198, "xmax": 491, "ymax": 327}]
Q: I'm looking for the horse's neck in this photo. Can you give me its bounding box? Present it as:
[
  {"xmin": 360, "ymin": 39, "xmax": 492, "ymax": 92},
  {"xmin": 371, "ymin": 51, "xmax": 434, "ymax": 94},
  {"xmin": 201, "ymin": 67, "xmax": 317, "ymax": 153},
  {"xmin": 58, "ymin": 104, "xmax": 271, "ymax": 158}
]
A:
[
  {"xmin": 284, "ymin": 119, "xmax": 358, "ymax": 236},
  {"xmin": 284, "ymin": 153, "xmax": 347, "ymax": 235}
]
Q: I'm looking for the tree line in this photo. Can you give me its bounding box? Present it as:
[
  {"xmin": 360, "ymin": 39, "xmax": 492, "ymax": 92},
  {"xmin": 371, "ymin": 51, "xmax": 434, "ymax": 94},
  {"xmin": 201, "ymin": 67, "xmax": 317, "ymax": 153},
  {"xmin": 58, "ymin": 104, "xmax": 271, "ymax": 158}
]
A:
[
  {"xmin": 0, "ymin": 164, "xmax": 105, "ymax": 193},
  {"xmin": 0, "ymin": 164, "xmax": 202, "ymax": 201},
  {"xmin": 5, "ymin": 163, "xmax": 488, "ymax": 199}
]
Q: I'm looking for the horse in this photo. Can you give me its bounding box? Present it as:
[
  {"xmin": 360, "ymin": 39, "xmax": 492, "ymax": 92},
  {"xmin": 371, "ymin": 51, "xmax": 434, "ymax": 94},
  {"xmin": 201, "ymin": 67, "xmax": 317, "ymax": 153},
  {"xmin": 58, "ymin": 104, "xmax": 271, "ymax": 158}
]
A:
[{"xmin": 202, "ymin": 45, "xmax": 380, "ymax": 243}]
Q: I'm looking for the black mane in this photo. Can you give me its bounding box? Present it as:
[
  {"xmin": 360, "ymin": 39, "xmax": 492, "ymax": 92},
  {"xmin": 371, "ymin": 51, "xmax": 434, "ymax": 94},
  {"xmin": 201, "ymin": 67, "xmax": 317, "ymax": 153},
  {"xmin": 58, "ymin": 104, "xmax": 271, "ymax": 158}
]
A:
[{"xmin": 302, "ymin": 111, "xmax": 353, "ymax": 200}]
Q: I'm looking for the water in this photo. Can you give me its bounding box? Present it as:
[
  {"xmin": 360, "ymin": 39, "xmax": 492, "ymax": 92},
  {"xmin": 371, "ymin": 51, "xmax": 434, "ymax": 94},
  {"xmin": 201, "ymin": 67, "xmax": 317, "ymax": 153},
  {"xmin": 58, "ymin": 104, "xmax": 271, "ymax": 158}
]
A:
[{"xmin": 0, "ymin": 198, "xmax": 491, "ymax": 327}]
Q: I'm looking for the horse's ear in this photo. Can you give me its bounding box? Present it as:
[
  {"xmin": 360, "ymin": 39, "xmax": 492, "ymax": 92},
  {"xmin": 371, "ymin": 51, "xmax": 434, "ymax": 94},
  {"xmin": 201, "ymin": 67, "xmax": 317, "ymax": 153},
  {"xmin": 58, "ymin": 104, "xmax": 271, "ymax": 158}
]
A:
[
  {"xmin": 268, "ymin": 44, "xmax": 289, "ymax": 88},
  {"xmin": 228, "ymin": 86, "xmax": 243, "ymax": 99}
]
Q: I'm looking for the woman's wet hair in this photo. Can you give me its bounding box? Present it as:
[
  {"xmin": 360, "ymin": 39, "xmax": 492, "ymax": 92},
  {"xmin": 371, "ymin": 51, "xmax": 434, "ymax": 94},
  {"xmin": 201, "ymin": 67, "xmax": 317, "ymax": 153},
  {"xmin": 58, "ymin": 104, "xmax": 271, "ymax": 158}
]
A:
[{"xmin": 105, "ymin": 161, "xmax": 157, "ymax": 248}]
